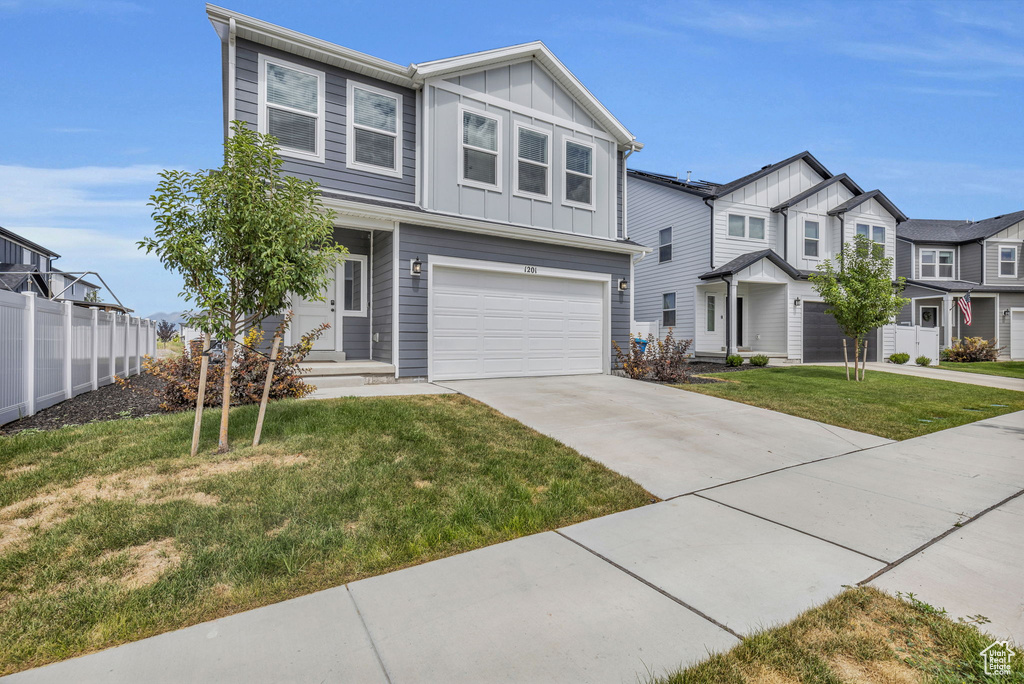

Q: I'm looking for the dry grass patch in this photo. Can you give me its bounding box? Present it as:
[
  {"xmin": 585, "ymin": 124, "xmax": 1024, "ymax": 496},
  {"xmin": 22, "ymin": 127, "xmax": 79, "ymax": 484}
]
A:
[{"xmin": 98, "ymin": 539, "xmax": 182, "ymax": 591}]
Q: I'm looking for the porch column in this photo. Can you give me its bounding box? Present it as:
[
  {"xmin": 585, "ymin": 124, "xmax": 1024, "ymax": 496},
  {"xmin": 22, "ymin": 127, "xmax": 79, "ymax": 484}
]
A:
[
  {"xmin": 727, "ymin": 278, "xmax": 738, "ymax": 355},
  {"xmin": 942, "ymin": 293, "xmax": 953, "ymax": 348}
]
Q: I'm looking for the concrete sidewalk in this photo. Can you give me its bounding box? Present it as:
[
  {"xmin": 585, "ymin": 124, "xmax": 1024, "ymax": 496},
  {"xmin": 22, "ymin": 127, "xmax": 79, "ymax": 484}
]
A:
[{"xmin": 814, "ymin": 361, "xmax": 1024, "ymax": 392}]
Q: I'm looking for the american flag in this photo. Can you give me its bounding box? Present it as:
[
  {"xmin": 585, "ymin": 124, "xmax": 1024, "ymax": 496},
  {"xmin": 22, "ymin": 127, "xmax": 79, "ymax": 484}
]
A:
[{"xmin": 958, "ymin": 292, "xmax": 972, "ymax": 326}]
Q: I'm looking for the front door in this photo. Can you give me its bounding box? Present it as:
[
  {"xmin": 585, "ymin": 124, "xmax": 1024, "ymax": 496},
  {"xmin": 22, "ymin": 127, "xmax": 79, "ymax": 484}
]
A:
[
  {"xmin": 920, "ymin": 306, "xmax": 938, "ymax": 328},
  {"xmin": 292, "ymin": 265, "xmax": 339, "ymax": 351}
]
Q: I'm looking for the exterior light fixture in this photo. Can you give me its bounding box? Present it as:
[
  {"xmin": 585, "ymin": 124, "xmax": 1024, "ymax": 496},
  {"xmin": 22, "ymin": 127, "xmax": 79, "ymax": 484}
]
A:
[
  {"xmin": 617, "ymin": 279, "xmax": 629, "ymax": 292},
  {"xmin": 410, "ymin": 257, "xmax": 422, "ymax": 276},
  {"xmin": 1004, "ymin": 309, "xmax": 1011, "ymax": 317},
  {"xmin": 793, "ymin": 296, "xmax": 801, "ymax": 307}
]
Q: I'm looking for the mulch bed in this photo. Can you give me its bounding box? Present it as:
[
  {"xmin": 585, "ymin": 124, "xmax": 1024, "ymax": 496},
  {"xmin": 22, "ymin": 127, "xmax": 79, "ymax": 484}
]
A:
[{"xmin": 0, "ymin": 374, "xmax": 176, "ymax": 436}]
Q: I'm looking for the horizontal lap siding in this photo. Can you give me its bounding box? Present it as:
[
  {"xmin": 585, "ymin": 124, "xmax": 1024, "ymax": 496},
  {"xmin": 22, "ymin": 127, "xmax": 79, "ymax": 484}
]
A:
[
  {"xmin": 371, "ymin": 232, "xmax": 393, "ymax": 363},
  {"xmin": 396, "ymin": 224, "xmax": 630, "ymax": 377},
  {"xmin": 235, "ymin": 39, "xmax": 416, "ymax": 203},
  {"xmin": 999, "ymin": 292, "xmax": 1024, "ymax": 357}
]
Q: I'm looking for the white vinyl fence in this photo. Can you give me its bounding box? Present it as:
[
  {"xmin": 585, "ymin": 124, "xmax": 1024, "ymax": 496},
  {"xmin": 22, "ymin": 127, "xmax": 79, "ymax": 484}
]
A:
[
  {"xmin": 0, "ymin": 291, "xmax": 157, "ymax": 426},
  {"xmin": 888, "ymin": 324, "xmax": 940, "ymax": 365}
]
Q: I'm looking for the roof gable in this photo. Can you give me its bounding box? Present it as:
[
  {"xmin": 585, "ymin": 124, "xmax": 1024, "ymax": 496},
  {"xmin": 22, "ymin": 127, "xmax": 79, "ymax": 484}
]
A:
[
  {"xmin": 713, "ymin": 151, "xmax": 832, "ymax": 199},
  {"xmin": 828, "ymin": 189, "xmax": 908, "ymax": 223},
  {"xmin": 771, "ymin": 173, "xmax": 863, "ymax": 212},
  {"xmin": 699, "ymin": 249, "xmax": 802, "ymax": 281}
]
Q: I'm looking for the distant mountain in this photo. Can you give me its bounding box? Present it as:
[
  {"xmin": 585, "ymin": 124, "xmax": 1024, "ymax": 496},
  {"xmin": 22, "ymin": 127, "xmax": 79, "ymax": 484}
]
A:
[{"xmin": 146, "ymin": 310, "xmax": 191, "ymax": 326}]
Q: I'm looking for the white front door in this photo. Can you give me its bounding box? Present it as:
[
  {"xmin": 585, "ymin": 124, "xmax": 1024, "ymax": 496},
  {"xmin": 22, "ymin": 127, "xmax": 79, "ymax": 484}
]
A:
[
  {"xmin": 293, "ymin": 265, "xmax": 340, "ymax": 351},
  {"xmin": 429, "ymin": 263, "xmax": 607, "ymax": 381}
]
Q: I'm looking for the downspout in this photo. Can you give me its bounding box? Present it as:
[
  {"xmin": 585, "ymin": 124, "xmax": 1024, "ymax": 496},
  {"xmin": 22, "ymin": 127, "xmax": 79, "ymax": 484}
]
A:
[
  {"xmin": 978, "ymin": 238, "xmax": 986, "ymax": 285},
  {"xmin": 703, "ymin": 197, "xmax": 715, "ymax": 269},
  {"xmin": 837, "ymin": 212, "xmax": 846, "ymax": 272},
  {"xmin": 723, "ymin": 275, "xmax": 732, "ymax": 353},
  {"xmin": 780, "ymin": 207, "xmax": 789, "ymax": 262},
  {"xmin": 622, "ymin": 147, "xmax": 636, "ymax": 241},
  {"xmin": 227, "ymin": 17, "xmax": 236, "ymax": 135}
]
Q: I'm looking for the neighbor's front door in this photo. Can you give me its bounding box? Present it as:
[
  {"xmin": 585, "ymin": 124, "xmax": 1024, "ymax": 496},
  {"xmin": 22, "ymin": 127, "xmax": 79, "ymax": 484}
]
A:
[{"xmin": 292, "ymin": 265, "xmax": 339, "ymax": 351}]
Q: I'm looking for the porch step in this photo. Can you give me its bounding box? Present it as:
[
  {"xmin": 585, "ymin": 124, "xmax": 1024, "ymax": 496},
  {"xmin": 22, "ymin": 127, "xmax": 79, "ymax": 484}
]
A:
[{"xmin": 299, "ymin": 361, "xmax": 397, "ymax": 388}]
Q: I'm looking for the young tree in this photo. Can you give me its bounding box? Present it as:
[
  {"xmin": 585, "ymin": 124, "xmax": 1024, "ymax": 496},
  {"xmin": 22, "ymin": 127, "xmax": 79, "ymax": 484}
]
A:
[
  {"xmin": 141, "ymin": 121, "xmax": 346, "ymax": 452},
  {"xmin": 156, "ymin": 320, "xmax": 176, "ymax": 347},
  {"xmin": 84, "ymin": 289, "xmax": 101, "ymax": 303},
  {"xmin": 809, "ymin": 234, "xmax": 909, "ymax": 381}
]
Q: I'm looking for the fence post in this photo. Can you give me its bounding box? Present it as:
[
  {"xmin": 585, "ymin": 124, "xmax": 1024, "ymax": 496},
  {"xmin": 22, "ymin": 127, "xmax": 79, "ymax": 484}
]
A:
[
  {"xmin": 91, "ymin": 308, "xmax": 99, "ymax": 391},
  {"xmin": 23, "ymin": 292, "xmax": 36, "ymax": 417},
  {"xmin": 135, "ymin": 318, "xmax": 142, "ymax": 374},
  {"xmin": 110, "ymin": 312, "xmax": 116, "ymax": 381},
  {"xmin": 123, "ymin": 315, "xmax": 129, "ymax": 379},
  {"xmin": 63, "ymin": 301, "xmax": 73, "ymax": 399}
]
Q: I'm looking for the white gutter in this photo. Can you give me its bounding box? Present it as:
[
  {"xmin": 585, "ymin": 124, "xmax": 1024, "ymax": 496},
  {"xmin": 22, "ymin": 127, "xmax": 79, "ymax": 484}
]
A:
[{"xmin": 227, "ymin": 17, "xmax": 236, "ymax": 133}]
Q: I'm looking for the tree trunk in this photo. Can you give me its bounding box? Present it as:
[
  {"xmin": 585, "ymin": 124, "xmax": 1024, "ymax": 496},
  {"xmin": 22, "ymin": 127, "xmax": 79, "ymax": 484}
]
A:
[
  {"xmin": 861, "ymin": 338, "xmax": 869, "ymax": 381},
  {"xmin": 252, "ymin": 332, "xmax": 281, "ymax": 447},
  {"xmin": 842, "ymin": 338, "xmax": 850, "ymax": 381},
  {"xmin": 853, "ymin": 337, "xmax": 861, "ymax": 381},
  {"xmin": 217, "ymin": 336, "xmax": 235, "ymax": 453}
]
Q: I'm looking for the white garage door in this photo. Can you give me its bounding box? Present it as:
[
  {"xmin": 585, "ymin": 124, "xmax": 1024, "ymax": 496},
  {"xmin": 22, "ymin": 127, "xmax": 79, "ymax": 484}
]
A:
[
  {"xmin": 429, "ymin": 265, "xmax": 607, "ymax": 381},
  {"xmin": 1011, "ymin": 310, "xmax": 1024, "ymax": 360}
]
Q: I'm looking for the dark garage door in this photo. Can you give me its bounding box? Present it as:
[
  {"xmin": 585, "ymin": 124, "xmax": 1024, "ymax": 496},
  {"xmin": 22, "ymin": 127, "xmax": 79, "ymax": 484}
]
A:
[{"xmin": 803, "ymin": 302, "xmax": 878, "ymax": 362}]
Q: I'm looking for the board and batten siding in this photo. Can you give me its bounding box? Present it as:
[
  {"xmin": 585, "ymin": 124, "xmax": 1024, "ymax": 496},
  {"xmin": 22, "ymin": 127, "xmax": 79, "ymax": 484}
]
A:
[
  {"xmin": 985, "ymin": 221, "xmax": 1024, "ymax": 284},
  {"xmin": 626, "ymin": 176, "xmax": 710, "ymax": 343},
  {"xmin": 233, "ymin": 38, "xmax": 416, "ymax": 203},
  {"xmin": 371, "ymin": 231, "xmax": 393, "ymax": 363},
  {"xmin": 395, "ymin": 223, "xmax": 630, "ymax": 378},
  {"xmin": 425, "ymin": 61, "xmax": 620, "ymax": 239}
]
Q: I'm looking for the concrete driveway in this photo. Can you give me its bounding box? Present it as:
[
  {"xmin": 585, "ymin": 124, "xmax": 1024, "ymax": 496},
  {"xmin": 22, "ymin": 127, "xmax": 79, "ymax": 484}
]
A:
[{"xmin": 440, "ymin": 374, "xmax": 890, "ymax": 498}]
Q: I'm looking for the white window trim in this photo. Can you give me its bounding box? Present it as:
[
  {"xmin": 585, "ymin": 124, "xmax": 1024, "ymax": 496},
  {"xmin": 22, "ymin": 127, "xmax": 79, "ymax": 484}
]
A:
[
  {"xmin": 662, "ymin": 292, "xmax": 676, "ymax": 327},
  {"xmin": 341, "ymin": 254, "xmax": 368, "ymax": 317},
  {"xmin": 706, "ymin": 294, "xmax": 716, "ymax": 332},
  {"xmin": 659, "ymin": 227, "xmax": 672, "ymax": 263},
  {"xmin": 726, "ymin": 213, "xmax": 767, "ymax": 242},
  {"xmin": 512, "ymin": 122, "xmax": 551, "ymax": 201},
  {"xmin": 457, "ymin": 104, "xmax": 502, "ymax": 192},
  {"xmin": 345, "ymin": 80, "xmax": 403, "ymax": 179},
  {"xmin": 562, "ymin": 137, "xmax": 596, "ymax": 211},
  {"xmin": 803, "ymin": 218, "xmax": 820, "ymax": 259},
  {"xmin": 998, "ymin": 245, "xmax": 1018, "ymax": 278},
  {"xmin": 257, "ymin": 54, "xmax": 326, "ymax": 164},
  {"xmin": 919, "ymin": 247, "xmax": 955, "ymax": 280}
]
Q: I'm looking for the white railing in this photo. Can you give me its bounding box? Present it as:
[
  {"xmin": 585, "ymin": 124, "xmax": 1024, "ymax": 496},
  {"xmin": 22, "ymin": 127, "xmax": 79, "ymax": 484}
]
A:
[
  {"xmin": 0, "ymin": 290, "xmax": 157, "ymax": 426},
  {"xmin": 888, "ymin": 324, "xmax": 940, "ymax": 365}
]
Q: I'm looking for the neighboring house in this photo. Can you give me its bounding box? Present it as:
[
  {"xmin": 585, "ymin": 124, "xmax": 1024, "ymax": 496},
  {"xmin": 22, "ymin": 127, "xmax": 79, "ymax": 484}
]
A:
[
  {"xmin": 628, "ymin": 151, "xmax": 908, "ymax": 362},
  {"xmin": 49, "ymin": 268, "xmax": 100, "ymax": 302},
  {"xmin": 207, "ymin": 6, "xmax": 645, "ymax": 380},
  {"xmin": 896, "ymin": 210, "xmax": 1024, "ymax": 360},
  {"xmin": 0, "ymin": 226, "xmax": 101, "ymax": 302}
]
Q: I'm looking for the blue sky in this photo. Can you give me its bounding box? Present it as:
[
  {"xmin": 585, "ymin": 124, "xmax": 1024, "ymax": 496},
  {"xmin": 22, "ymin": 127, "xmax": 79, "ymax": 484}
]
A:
[{"xmin": 2, "ymin": 0, "xmax": 1023, "ymax": 317}]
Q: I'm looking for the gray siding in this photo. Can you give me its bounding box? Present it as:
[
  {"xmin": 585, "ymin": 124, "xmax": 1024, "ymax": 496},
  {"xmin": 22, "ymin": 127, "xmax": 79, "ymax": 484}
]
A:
[
  {"xmin": 958, "ymin": 296, "xmax": 996, "ymax": 342},
  {"xmin": 895, "ymin": 238, "xmax": 913, "ymax": 279},
  {"xmin": 960, "ymin": 241, "xmax": 983, "ymax": 283},
  {"xmin": 1, "ymin": 237, "xmax": 21, "ymax": 264},
  {"xmin": 336, "ymin": 228, "xmax": 371, "ymax": 360},
  {"xmin": 986, "ymin": 240, "xmax": 1024, "ymax": 284},
  {"xmin": 396, "ymin": 223, "xmax": 630, "ymax": 377},
  {"xmin": 999, "ymin": 292, "xmax": 1024, "ymax": 357},
  {"xmin": 234, "ymin": 38, "xmax": 416, "ymax": 203},
  {"xmin": 371, "ymin": 231, "xmax": 393, "ymax": 363},
  {"xmin": 626, "ymin": 176, "xmax": 711, "ymax": 343}
]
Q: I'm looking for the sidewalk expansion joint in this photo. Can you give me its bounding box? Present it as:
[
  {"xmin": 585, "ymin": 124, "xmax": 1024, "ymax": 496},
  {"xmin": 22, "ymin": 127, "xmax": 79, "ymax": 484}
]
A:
[
  {"xmin": 346, "ymin": 585, "xmax": 394, "ymax": 684},
  {"xmin": 554, "ymin": 530, "xmax": 743, "ymax": 641},
  {"xmin": 692, "ymin": 493, "xmax": 889, "ymax": 565},
  {"xmin": 858, "ymin": 486, "xmax": 1024, "ymax": 586}
]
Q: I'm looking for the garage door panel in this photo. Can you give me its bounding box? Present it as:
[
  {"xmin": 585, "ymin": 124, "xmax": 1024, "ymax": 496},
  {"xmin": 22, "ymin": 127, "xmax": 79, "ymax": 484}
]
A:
[
  {"xmin": 429, "ymin": 265, "xmax": 607, "ymax": 380},
  {"xmin": 803, "ymin": 302, "xmax": 877, "ymax": 362}
]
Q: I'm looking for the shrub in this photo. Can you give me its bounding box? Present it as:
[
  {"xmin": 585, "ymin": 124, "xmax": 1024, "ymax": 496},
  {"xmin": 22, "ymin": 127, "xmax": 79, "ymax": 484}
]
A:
[
  {"xmin": 889, "ymin": 353, "xmax": 910, "ymax": 365},
  {"xmin": 613, "ymin": 329, "xmax": 693, "ymax": 383},
  {"xmin": 945, "ymin": 336, "xmax": 1003, "ymax": 363},
  {"xmin": 939, "ymin": 347, "xmax": 951, "ymax": 362},
  {"xmin": 749, "ymin": 354, "xmax": 769, "ymax": 367},
  {"xmin": 726, "ymin": 354, "xmax": 744, "ymax": 367},
  {"xmin": 916, "ymin": 355, "xmax": 932, "ymax": 366},
  {"xmin": 143, "ymin": 313, "xmax": 327, "ymax": 411}
]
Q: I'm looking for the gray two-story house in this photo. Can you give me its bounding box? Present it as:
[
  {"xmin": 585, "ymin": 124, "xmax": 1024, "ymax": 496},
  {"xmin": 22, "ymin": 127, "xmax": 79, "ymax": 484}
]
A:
[
  {"xmin": 896, "ymin": 210, "xmax": 1024, "ymax": 360},
  {"xmin": 628, "ymin": 151, "xmax": 907, "ymax": 363},
  {"xmin": 208, "ymin": 5, "xmax": 645, "ymax": 381}
]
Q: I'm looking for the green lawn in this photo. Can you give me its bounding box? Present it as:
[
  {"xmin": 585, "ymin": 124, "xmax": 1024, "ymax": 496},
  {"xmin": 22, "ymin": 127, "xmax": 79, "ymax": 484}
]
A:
[
  {"xmin": 939, "ymin": 360, "xmax": 1024, "ymax": 379},
  {"xmin": 677, "ymin": 366, "xmax": 1024, "ymax": 440},
  {"xmin": 0, "ymin": 396, "xmax": 650, "ymax": 675},
  {"xmin": 653, "ymin": 587, "xmax": 1022, "ymax": 683}
]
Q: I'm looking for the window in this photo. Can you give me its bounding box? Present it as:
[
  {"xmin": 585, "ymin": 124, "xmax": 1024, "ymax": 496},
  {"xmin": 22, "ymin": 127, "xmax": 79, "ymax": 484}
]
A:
[
  {"xmin": 920, "ymin": 249, "xmax": 954, "ymax": 279},
  {"xmin": 856, "ymin": 224, "xmax": 869, "ymax": 239},
  {"xmin": 1000, "ymin": 246, "xmax": 1018, "ymax": 277},
  {"xmin": 347, "ymin": 81, "xmax": 402, "ymax": 178},
  {"xmin": 706, "ymin": 295, "xmax": 716, "ymax": 332},
  {"xmin": 514, "ymin": 125, "xmax": 549, "ymax": 198},
  {"xmin": 258, "ymin": 55, "xmax": 325, "ymax": 163},
  {"xmin": 727, "ymin": 214, "xmax": 766, "ymax": 239},
  {"xmin": 662, "ymin": 293, "xmax": 676, "ymax": 327},
  {"xmin": 342, "ymin": 255, "xmax": 367, "ymax": 316},
  {"xmin": 460, "ymin": 108, "xmax": 501, "ymax": 189},
  {"xmin": 564, "ymin": 139, "xmax": 594, "ymax": 208},
  {"xmin": 659, "ymin": 227, "xmax": 673, "ymax": 263},
  {"xmin": 857, "ymin": 223, "xmax": 885, "ymax": 244},
  {"xmin": 804, "ymin": 220, "xmax": 820, "ymax": 257}
]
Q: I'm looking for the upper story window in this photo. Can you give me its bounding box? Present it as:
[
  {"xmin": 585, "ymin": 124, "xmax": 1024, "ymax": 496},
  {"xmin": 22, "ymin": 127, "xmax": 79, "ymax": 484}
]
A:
[
  {"xmin": 727, "ymin": 214, "xmax": 765, "ymax": 240},
  {"xmin": 564, "ymin": 139, "xmax": 595, "ymax": 209},
  {"xmin": 347, "ymin": 82, "xmax": 402, "ymax": 178},
  {"xmin": 856, "ymin": 223, "xmax": 886, "ymax": 244},
  {"xmin": 804, "ymin": 220, "xmax": 820, "ymax": 257},
  {"xmin": 514, "ymin": 124, "xmax": 549, "ymax": 199},
  {"xmin": 999, "ymin": 246, "xmax": 1018, "ymax": 277},
  {"xmin": 662, "ymin": 293, "xmax": 676, "ymax": 327},
  {"xmin": 920, "ymin": 248, "xmax": 954, "ymax": 279},
  {"xmin": 258, "ymin": 55, "xmax": 325, "ymax": 163},
  {"xmin": 460, "ymin": 107, "xmax": 501, "ymax": 190},
  {"xmin": 659, "ymin": 227, "xmax": 672, "ymax": 263}
]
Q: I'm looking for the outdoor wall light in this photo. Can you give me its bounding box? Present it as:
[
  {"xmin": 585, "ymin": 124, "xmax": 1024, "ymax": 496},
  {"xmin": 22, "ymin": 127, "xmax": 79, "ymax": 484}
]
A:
[
  {"xmin": 1004, "ymin": 309, "xmax": 1011, "ymax": 317},
  {"xmin": 793, "ymin": 296, "xmax": 801, "ymax": 307},
  {"xmin": 617, "ymin": 279, "xmax": 629, "ymax": 292},
  {"xmin": 410, "ymin": 257, "xmax": 423, "ymax": 276}
]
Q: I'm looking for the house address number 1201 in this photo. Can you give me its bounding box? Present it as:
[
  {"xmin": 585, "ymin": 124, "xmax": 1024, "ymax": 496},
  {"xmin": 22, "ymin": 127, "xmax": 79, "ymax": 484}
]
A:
[{"xmin": 523, "ymin": 266, "xmax": 538, "ymax": 274}]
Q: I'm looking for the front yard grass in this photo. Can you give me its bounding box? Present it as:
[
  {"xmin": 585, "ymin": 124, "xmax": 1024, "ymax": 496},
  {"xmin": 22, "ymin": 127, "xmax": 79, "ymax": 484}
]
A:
[
  {"xmin": 653, "ymin": 586, "xmax": 1022, "ymax": 683},
  {"xmin": 676, "ymin": 366, "xmax": 1024, "ymax": 440},
  {"xmin": 939, "ymin": 360, "xmax": 1024, "ymax": 379},
  {"xmin": 0, "ymin": 395, "xmax": 650, "ymax": 675}
]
